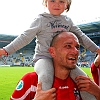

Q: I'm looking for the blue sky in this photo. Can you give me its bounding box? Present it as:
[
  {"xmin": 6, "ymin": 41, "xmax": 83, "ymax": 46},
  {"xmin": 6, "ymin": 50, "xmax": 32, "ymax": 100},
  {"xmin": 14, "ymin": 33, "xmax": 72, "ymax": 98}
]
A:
[{"xmin": 0, "ymin": 0, "xmax": 100, "ymax": 35}]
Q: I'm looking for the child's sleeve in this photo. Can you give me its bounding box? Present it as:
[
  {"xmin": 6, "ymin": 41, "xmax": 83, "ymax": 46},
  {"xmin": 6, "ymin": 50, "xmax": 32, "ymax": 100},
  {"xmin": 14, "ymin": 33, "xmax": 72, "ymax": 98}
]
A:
[
  {"xmin": 69, "ymin": 18, "xmax": 99, "ymax": 53},
  {"xmin": 3, "ymin": 16, "xmax": 41, "ymax": 55}
]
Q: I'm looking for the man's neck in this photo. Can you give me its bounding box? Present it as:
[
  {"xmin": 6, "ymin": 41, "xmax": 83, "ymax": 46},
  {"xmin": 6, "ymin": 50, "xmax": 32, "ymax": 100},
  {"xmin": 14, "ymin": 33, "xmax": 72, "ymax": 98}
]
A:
[{"xmin": 55, "ymin": 66, "xmax": 70, "ymax": 80}]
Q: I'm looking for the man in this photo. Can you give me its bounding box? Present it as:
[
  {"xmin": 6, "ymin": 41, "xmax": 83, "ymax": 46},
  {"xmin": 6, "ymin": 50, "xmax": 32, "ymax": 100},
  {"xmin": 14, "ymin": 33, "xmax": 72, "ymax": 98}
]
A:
[{"xmin": 10, "ymin": 31, "xmax": 100, "ymax": 100}]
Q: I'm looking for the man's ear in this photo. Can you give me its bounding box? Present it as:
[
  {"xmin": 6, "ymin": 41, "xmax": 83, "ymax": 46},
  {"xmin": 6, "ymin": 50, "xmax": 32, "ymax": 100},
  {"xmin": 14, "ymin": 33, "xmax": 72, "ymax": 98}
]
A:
[{"xmin": 48, "ymin": 47, "xmax": 55, "ymax": 57}]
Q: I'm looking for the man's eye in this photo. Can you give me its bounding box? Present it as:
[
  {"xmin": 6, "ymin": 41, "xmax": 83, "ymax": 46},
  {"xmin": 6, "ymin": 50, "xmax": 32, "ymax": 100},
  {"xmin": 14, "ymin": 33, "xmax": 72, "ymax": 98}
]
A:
[{"xmin": 65, "ymin": 44, "xmax": 71, "ymax": 48}]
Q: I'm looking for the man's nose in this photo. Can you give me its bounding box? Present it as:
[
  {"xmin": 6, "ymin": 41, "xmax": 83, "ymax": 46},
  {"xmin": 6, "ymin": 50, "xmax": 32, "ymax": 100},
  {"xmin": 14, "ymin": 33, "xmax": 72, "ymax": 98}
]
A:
[{"xmin": 72, "ymin": 47, "xmax": 79, "ymax": 54}]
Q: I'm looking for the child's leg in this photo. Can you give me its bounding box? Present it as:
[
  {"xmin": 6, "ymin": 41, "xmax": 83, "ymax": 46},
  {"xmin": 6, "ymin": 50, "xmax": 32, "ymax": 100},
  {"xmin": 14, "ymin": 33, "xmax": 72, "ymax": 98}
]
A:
[
  {"xmin": 70, "ymin": 66, "xmax": 96, "ymax": 100},
  {"xmin": 34, "ymin": 58, "xmax": 54, "ymax": 90}
]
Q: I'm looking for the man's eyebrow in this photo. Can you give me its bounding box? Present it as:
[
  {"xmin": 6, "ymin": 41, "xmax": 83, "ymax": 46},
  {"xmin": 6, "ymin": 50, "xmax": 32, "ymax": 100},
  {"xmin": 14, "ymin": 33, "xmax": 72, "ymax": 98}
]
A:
[
  {"xmin": 64, "ymin": 42, "xmax": 80, "ymax": 46},
  {"xmin": 64, "ymin": 42, "xmax": 72, "ymax": 44}
]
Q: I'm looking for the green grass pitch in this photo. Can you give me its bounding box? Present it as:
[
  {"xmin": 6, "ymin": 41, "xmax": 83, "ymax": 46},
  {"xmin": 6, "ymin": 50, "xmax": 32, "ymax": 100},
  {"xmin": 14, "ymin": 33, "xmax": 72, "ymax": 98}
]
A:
[{"xmin": 0, "ymin": 67, "xmax": 92, "ymax": 100}]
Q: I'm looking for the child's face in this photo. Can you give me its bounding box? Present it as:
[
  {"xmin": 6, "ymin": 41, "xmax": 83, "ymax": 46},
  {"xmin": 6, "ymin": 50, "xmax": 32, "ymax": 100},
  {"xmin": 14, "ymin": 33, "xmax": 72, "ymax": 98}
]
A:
[{"xmin": 46, "ymin": 0, "xmax": 68, "ymax": 16}]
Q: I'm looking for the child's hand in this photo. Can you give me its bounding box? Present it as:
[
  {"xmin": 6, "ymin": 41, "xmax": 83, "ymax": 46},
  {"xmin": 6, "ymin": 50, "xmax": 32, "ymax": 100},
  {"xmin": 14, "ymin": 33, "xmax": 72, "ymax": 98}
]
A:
[
  {"xmin": 0, "ymin": 48, "xmax": 8, "ymax": 56},
  {"xmin": 94, "ymin": 54, "xmax": 100, "ymax": 67},
  {"xmin": 96, "ymin": 48, "xmax": 100, "ymax": 55}
]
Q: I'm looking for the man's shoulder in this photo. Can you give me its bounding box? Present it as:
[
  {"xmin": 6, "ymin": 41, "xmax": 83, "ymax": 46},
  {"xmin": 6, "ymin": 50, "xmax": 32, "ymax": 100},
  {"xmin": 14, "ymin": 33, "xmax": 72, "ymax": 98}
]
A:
[
  {"xmin": 22, "ymin": 72, "xmax": 38, "ymax": 81},
  {"xmin": 24, "ymin": 72, "xmax": 37, "ymax": 76}
]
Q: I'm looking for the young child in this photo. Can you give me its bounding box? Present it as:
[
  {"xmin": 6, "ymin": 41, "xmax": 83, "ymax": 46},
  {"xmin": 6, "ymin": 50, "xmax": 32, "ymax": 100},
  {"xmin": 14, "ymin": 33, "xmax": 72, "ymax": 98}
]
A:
[
  {"xmin": 91, "ymin": 54, "xmax": 100, "ymax": 86},
  {"xmin": 0, "ymin": 0, "xmax": 99, "ymax": 99}
]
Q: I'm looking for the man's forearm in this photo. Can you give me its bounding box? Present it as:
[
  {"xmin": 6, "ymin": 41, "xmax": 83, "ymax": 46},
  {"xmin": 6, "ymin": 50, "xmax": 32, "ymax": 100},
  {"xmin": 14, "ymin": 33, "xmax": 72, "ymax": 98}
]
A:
[{"xmin": 95, "ymin": 87, "xmax": 100, "ymax": 100}]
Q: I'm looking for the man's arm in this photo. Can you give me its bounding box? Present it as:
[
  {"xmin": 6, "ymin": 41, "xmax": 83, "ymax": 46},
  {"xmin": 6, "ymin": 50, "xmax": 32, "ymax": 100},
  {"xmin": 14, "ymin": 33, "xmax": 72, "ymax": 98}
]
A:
[
  {"xmin": 76, "ymin": 75, "xmax": 100, "ymax": 100},
  {"xmin": 33, "ymin": 81, "xmax": 56, "ymax": 100}
]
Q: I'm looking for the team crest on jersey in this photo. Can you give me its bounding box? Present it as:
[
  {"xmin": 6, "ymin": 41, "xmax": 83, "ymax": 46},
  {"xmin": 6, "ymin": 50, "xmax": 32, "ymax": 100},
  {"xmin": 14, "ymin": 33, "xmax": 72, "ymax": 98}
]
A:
[{"xmin": 16, "ymin": 80, "xmax": 24, "ymax": 90}]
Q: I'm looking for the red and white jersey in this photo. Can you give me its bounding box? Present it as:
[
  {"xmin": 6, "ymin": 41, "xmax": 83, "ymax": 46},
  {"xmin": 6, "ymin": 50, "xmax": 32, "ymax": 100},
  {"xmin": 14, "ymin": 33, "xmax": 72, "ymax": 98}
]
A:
[
  {"xmin": 53, "ymin": 76, "xmax": 81, "ymax": 100},
  {"xmin": 91, "ymin": 63, "xmax": 100, "ymax": 86},
  {"xmin": 10, "ymin": 72, "xmax": 81, "ymax": 100}
]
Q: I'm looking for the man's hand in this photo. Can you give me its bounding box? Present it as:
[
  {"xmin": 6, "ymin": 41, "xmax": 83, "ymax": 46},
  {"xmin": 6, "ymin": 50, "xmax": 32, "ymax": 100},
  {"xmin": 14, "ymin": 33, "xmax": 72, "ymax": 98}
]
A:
[
  {"xmin": 76, "ymin": 75, "xmax": 100, "ymax": 100},
  {"xmin": 33, "ymin": 81, "xmax": 56, "ymax": 100}
]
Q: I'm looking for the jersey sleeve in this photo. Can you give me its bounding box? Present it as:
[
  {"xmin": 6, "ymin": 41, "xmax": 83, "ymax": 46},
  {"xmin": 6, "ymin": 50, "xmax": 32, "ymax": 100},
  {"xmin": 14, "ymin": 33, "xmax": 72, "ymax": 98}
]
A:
[{"xmin": 10, "ymin": 72, "xmax": 38, "ymax": 100}]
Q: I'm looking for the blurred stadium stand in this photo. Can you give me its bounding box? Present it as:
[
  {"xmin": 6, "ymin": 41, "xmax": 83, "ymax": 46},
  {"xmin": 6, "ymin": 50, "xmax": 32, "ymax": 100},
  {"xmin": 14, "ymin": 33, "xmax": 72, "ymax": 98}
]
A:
[{"xmin": 0, "ymin": 21, "xmax": 100, "ymax": 67}]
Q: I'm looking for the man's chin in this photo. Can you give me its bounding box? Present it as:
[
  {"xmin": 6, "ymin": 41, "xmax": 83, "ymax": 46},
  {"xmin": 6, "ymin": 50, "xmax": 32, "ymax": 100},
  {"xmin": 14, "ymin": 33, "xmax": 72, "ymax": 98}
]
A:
[{"xmin": 67, "ymin": 65, "xmax": 76, "ymax": 70}]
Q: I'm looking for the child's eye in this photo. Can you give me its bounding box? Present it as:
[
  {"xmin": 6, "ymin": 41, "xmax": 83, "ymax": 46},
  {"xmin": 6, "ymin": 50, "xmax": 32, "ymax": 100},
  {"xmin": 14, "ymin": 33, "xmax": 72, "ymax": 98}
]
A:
[
  {"xmin": 51, "ymin": 0, "xmax": 55, "ymax": 2},
  {"xmin": 60, "ymin": 0, "xmax": 64, "ymax": 3}
]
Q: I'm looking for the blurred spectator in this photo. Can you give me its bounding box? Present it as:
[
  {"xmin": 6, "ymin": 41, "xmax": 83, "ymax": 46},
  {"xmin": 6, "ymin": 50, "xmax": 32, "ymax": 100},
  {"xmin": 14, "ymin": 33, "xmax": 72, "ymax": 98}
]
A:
[{"xmin": 90, "ymin": 54, "xmax": 100, "ymax": 86}]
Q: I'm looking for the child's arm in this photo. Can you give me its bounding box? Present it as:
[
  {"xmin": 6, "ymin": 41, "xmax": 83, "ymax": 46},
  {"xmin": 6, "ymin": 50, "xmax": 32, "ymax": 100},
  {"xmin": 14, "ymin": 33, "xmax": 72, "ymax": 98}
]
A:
[{"xmin": 69, "ymin": 17, "xmax": 99, "ymax": 53}]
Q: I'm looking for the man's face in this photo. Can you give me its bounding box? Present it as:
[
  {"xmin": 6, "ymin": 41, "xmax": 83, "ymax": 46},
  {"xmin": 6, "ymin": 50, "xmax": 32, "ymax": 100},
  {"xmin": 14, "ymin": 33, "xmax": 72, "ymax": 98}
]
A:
[{"xmin": 53, "ymin": 32, "xmax": 80, "ymax": 70}]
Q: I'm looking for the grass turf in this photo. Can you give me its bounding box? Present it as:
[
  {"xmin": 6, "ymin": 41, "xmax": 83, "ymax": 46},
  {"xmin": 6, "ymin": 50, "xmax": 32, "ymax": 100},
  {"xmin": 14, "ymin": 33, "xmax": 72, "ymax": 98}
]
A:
[{"xmin": 0, "ymin": 67, "xmax": 92, "ymax": 100}]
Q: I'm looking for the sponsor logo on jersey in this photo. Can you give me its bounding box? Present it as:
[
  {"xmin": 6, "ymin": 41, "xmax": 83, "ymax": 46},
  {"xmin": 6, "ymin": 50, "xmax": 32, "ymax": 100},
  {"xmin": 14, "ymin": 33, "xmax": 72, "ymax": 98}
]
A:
[
  {"xmin": 16, "ymin": 80, "xmax": 24, "ymax": 90},
  {"xmin": 59, "ymin": 86, "xmax": 69, "ymax": 89}
]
